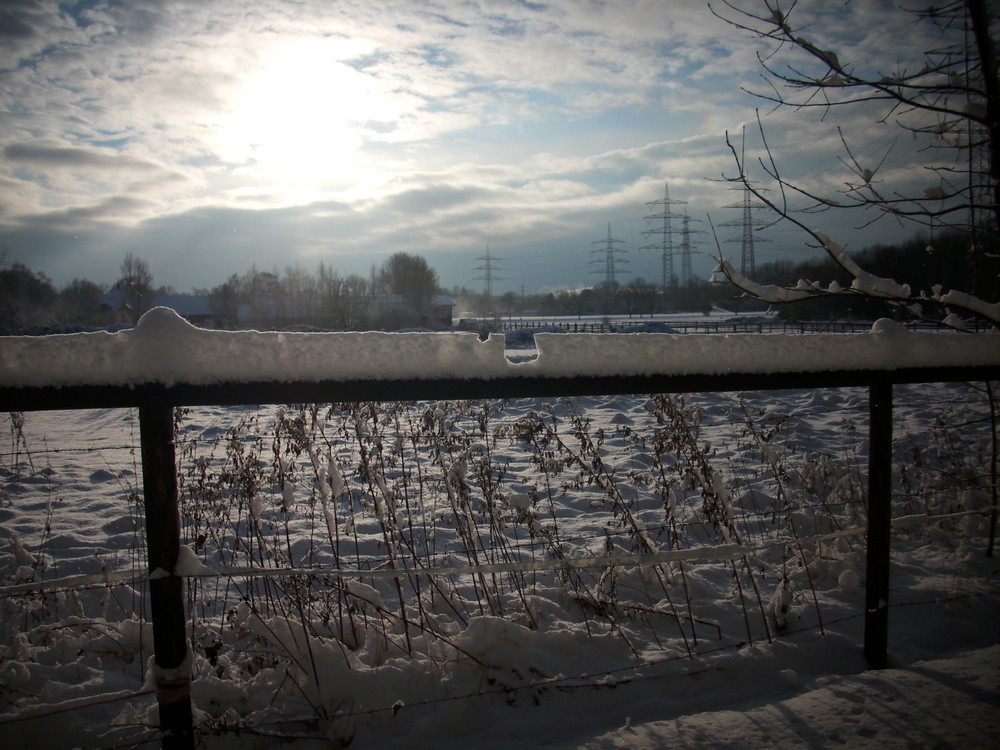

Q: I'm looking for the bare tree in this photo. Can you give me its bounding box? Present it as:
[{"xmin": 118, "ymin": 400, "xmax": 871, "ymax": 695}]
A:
[
  {"xmin": 709, "ymin": 0, "xmax": 999, "ymax": 328},
  {"xmin": 210, "ymin": 274, "xmax": 242, "ymax": 329},
  {"xmin": 117, "ymin": 253, "xmax": 154, "ymax": 324},
  {"xmin": 378, "ymin": 253, "xmax": 440, "ymax": 322},
  {"xmin": 0, "ymin": 263, "xmax": 57, "ymax": 332},
  {"xmin": 317, "ymin": 265, "xmax": 372, "ymax": 331},
  {"xmin": 59, "ymin": 278, "xmax": 104, "ymax": 326},
  {"xmin": 284, "ymin": 265, "xmax": 319, "ymax": 323}
]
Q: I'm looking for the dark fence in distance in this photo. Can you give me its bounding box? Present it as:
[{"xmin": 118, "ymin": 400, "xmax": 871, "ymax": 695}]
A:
[{"xmin": 462, "ymin": 318, "xmax": 984, "ymax": 335}]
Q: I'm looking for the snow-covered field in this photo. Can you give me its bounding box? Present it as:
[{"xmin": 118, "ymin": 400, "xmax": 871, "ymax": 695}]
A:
[{"xmin": 1, "ymin": 379, "xmax": 998, "ymax": 748}]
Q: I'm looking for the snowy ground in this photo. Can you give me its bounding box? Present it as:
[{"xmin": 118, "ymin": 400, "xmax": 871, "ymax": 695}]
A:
[
  {"xmin": 1, "ymin": 380, "xmax": 998, "ymax": 748},
  {"xmin": 579, "ymin": 644, "xmax": 1000, "ymax": 750}
]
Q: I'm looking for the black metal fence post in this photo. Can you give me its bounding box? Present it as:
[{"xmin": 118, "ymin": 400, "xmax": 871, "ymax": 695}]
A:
[
  {"xmin": 864, "ymin": 382, "xmax": 893, "ymax": 669},
  {"xmin": 138, "ymin": 401, "xmax": 194, "ymax": 749}
]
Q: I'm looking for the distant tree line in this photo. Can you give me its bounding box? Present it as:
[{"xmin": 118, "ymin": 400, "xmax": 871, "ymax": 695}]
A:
[
  {"xmin": 209, "ymin": 265, "xmax": 373, "ymax": 330},
  {"xmin": 0, "ymin": 249, "xmax": 442, "ymax": 334},
  {"xmin": 2, "ymin": 231, "xmax": 991, "ymax": 333},
  {"xmin": 209, "ymin": 252, "xmax": 440, "ymax": 330},
  {"xmin": 455, "ymin": 230, "xmax": 995, "ymax": 324},
  {"xmin": 0, "ymin": 251, "xmax": 180, "ymax": 333},
  {"xmin": 0, "ymin": 262, "xmax": 109, "ymax": 333}
]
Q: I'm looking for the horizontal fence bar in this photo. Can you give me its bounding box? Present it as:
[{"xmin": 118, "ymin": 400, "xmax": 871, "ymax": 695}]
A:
[{"xmin": 3, "ymin": 365, "xmax": 999, "ymax": 412}]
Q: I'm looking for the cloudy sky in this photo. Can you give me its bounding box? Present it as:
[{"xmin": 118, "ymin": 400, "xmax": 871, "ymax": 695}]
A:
[{"xmin": 0, "ymin": 0, "xmax": 957, "ymax": 295}]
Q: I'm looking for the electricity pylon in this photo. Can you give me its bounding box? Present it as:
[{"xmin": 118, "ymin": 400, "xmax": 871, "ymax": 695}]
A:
[
  {"xmin": 640, "ymin": 181, "xmax": 687, "ymax": 291},
  {"xmin": 474, "ymin": 246, "xmax": 502, "ymax": 308},
  {"xmin": 591, "ymin": 223, "xmax": 627, "ymax": 287},
  {"xmin": 678, "ymin": 209, "xmax": 705, "ymax": 287},
  {"xmin": 719, "ymin": 129, "xmax": 770, "ymax": 275},
  {"xmin": 721, "ymin": 183, "xmax": 771, "ymax": 276}
]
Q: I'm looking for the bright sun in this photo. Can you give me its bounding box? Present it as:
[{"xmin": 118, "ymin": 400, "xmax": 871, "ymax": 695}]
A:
[{"xmin": 222, "ymin": 39, "xmax": 394, "ymax": 189}]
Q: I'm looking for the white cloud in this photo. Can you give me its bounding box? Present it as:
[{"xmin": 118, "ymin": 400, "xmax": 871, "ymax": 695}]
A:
[{"xmin": 0, "ymin": 0, "xmax": 963, "ymax": 293}]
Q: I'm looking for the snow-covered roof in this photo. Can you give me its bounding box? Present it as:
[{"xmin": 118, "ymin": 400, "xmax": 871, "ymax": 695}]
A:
[{"xmin": 1, "ymin": 307, "xmax": 997, "ymax": 390}]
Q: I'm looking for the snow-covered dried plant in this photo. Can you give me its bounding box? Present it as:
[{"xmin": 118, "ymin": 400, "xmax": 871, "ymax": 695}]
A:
[
  {"xmin": 896, "ymin": 386, "xmax": 995, "ymax": 520},
  {"xmin": 3, "ymin": 411, "xmax": 31, "ymax": 482},
  {"xmin": 7, "ymin": 387, "xmax": 993, "ymax": 743}
]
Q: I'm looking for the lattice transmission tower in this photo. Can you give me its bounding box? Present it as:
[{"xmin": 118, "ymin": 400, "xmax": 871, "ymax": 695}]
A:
[
  {"xmin": 678, "ymin": 209, "xmax": 705, "ymax": 287},
  {"xmin": 719, "ymin": 132, "xmax": 770, "ymax": 275},
  {"xmin": 640, "ymin": 181, "xmax": 687, "ymax": 292},
  {"xmin": 591, "ymin": 223, "xmax": 628, "ymax": 287},
  {"xmin": 474, "ymin": 246, "xmax": 502, "ymax": 309}
]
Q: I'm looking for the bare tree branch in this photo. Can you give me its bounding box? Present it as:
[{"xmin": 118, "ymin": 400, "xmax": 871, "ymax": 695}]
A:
[{"xmin": 708, "ymin": 0, "xmax": 998, "ymax": 323}]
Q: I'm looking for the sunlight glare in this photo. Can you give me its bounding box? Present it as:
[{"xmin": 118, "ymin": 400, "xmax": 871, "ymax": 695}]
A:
[{"xmin": 222, "ymin": 39, "xmax": 394, "ymax": 189}]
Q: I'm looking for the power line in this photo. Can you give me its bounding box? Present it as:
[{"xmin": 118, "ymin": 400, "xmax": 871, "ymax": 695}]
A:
[
  {"xmin": 590, "ymin": 223, "xmax": 628, "ymax": 286},
  {"xmin": 473, "ymin": 246, "xmax": 502, "ymax": 304},
  {"xmin": 718, "ymin": 128, "xmax": 771, "ymax": 275},
  {"xmin": 640, "ymin": 181, "xmax": 687, "ymax": 292},
  {"xmin": 679, "ymin": 209, "xmax": 705, "ymax": 287}
]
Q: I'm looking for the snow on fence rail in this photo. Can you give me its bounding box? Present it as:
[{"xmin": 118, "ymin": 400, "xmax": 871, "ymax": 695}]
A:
[
  {"xmin": 1, "ymin": 308, "xmax": 998, "ymax": 391},
  {"xmin": 1, "ymin": 306, "xmax": 999, "ymax": 750}
]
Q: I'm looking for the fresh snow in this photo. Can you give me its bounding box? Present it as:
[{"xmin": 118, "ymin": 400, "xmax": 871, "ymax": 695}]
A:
[
  {"xmin": 0, "ymin": 307, "xmax": 998, "ymax": 389},
  {"xmin": 0, "ymin": 311, "xmax": 998, "ymax": 748},
  {"xmin": 577, "ymin": 645, "xmax": 1000, "ymax": 750}
]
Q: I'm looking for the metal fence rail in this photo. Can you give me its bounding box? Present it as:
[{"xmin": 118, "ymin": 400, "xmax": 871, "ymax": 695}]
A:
[{"xmin": 2, "ymin": 361, "xmax": 998, "ymax": 749}]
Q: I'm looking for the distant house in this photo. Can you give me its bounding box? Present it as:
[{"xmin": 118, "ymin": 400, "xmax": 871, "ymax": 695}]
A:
[
  {"xmin": 101, "ymin": 289, "xmax": 218, "ymax": 327},
  {"xmin": 432, "ymin": 294, "xmax": 456, "ymax": 327}
]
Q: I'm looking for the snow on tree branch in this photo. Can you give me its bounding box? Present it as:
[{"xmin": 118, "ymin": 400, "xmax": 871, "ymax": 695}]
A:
[
  {"xmin": 813, "ymin": 232, "xmax": 911, "ymax": 299},
  {"xmin": 714, "ymin": 224, "xmax": 999, "ymax": 329},
  {"xmin": 936, "ymin": 289, "xmax": 1000, "ymax": 326},
  {"xmin": 712, "ymin": 257, "xmax": 814, "ymax": 303}
]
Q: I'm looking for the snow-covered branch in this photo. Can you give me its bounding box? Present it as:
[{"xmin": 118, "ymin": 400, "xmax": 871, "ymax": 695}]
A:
[
  {"xmin": 711, "ymin": 258, "xmax": 815, "ymax": 304},
  {"xmin": 936, "ymin": 289, "xmax": 1000, "ymax": 326},
  {"xmin": 713, "ymin": 230, "xmax": 1000, "ymax": 329},
  {"xmin": 813, "ymin": 232, "xmax": 911, "ymax": 299}
]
